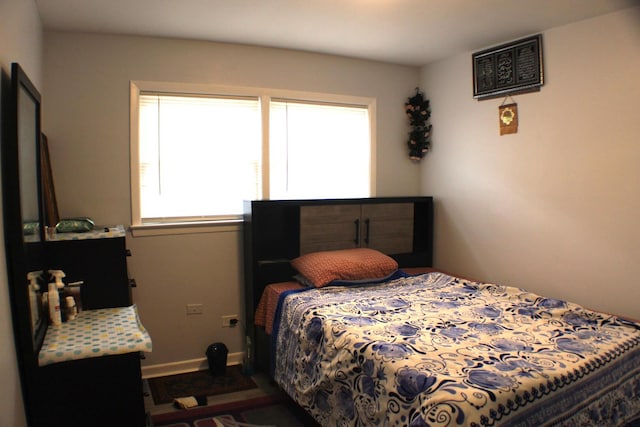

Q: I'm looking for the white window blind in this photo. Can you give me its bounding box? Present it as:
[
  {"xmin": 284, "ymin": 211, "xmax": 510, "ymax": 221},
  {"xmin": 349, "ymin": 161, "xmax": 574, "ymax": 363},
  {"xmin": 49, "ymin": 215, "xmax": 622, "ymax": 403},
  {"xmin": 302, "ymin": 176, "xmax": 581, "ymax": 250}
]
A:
[
  {"xmin": 131, "ymin": 82, "xmax": 375, "ymax": 229},
  {"xmin": 137, "ymin": 94, "xmax": 261, "ymax": 222},
  {"xmin": 269, "ymin": 100, "xmax": 370, "ymax": 200}
]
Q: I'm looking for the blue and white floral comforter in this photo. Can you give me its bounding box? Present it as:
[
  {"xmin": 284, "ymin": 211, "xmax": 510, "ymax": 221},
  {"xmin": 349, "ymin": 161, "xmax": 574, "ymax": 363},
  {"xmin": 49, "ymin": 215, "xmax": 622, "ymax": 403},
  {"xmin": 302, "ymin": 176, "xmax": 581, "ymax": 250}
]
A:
[{"xmin": 272, "ymin": 272, "xmax": 640, "ymax": 426}]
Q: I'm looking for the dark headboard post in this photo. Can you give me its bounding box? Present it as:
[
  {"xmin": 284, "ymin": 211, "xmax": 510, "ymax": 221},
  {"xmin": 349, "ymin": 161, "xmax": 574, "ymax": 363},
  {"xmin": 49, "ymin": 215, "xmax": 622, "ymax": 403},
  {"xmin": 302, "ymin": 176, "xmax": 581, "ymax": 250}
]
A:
[
  {"xmin": 243, "ymin": 197, "xmax": 434, "ymax": 374},
  {"xmin": 242, "ymin": 201, "xmax": 256, "ymax": 373},
  {"xmin": 243, "ymin": 199, "xmax": 301, "ymax": 372}
]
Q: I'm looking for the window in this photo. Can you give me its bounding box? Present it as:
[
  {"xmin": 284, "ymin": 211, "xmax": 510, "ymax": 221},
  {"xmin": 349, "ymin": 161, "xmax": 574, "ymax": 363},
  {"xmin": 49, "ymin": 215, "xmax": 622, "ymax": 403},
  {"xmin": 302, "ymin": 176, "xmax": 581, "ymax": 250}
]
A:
[
  {"xmin": 130, "ymin": 81, "xmax": 375, "ymax": 230},
  {"xmin": 137, "ymin": 94, "xmax": 261, "ymax": 221},
  {"xmin": 269, "ymin": 100, "xmax": 370, "ymax": 200}
]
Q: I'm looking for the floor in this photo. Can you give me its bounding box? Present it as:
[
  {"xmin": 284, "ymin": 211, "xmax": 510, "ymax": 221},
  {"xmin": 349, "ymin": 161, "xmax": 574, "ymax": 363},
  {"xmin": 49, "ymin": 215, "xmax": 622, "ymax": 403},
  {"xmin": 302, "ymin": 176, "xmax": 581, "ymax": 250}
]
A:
[{"xmin": 143, "ymin": 370, "xmax": 281, "ymax": 416}]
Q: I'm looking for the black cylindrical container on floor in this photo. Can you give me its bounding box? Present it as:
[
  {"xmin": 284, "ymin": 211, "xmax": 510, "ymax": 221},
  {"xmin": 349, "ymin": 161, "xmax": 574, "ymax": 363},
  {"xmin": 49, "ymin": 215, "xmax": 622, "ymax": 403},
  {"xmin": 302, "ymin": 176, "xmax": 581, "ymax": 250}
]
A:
[{"xmin": 206, "ymin": 342, "xmax": 228, "ymax": 376}]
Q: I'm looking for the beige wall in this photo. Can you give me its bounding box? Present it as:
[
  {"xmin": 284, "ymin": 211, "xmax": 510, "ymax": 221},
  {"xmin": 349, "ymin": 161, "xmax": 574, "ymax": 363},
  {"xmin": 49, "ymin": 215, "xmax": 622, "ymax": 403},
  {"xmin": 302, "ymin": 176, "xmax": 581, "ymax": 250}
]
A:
[
  {"xmin": 40, "ymin": 4, "xmax": 640, "ymax": 375},
  {"xmin": 3, "ymin": 2, "xmax": 636, "ymax": 422},
  {"xmin": 42, "ymin": 33, "xmax": 420, "ymax": 369},
  {"xmin": 420, "ymin": 7, "xmax": 640, "ymax": 320},
  {"xmin": 0, "ymin": 0, "xmax": 42, "ymax": 425}
]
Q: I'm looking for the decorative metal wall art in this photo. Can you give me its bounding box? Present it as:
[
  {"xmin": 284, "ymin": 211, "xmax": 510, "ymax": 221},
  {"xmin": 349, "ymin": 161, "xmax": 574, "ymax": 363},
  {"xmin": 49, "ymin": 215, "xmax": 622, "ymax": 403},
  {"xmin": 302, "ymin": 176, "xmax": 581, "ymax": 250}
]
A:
[
  {"xmin": 405, "ymin": 88, "xmax": 432, "ymax": 161},
  {"xmin": 473, "ymin": 34, "xmax": 543, "ymax": 99}
]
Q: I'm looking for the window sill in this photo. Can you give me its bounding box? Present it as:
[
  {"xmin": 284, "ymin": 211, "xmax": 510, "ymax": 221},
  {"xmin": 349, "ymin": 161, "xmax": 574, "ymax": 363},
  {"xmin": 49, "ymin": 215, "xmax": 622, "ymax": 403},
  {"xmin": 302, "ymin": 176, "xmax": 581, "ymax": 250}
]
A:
[{"xmin": 129, "ymin": 219, "xmax": 243, "ymax": 237}]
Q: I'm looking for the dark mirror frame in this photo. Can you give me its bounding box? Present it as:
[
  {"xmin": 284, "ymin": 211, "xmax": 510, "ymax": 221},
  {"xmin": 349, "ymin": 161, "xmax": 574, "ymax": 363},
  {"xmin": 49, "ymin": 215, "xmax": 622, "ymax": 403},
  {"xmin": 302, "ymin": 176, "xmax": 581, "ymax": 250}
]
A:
[{"xmin": 2, "ymin": 62, "xmax": 46, "ymax": 425}]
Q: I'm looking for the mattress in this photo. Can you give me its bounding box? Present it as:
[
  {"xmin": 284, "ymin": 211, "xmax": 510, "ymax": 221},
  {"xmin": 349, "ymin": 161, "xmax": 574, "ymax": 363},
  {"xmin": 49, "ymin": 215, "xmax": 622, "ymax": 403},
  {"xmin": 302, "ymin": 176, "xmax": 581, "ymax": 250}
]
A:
[
  {"xmin": 255, "ymin": 268, "xmax": 437, "ymax": 334},
  {"xmin": 270, "ymin": 271, "xmax": 640, "ymax": 426}
]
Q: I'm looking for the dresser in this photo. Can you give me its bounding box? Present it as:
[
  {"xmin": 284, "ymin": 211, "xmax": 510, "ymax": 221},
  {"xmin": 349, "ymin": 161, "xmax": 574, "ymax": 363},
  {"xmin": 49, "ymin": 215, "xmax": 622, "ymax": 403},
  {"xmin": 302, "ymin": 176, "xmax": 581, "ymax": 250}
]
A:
[{"xmin": 34, "ymin": 226, "xmax": 150, "ymax": 427}]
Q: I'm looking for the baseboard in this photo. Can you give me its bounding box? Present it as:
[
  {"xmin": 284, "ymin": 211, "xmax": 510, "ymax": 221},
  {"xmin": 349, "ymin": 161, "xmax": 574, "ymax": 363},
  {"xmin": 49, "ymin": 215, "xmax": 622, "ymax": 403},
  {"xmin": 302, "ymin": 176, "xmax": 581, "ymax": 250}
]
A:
[{"xmin": 141, "ymin": 351, "xmax": 244, "ymax": 379}]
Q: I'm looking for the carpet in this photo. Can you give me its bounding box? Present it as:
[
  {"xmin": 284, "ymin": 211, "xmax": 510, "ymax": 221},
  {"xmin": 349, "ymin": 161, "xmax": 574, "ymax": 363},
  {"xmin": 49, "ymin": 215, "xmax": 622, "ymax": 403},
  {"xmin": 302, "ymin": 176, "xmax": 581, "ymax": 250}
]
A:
[
  {"xmin": 148, "ymin": 365, "xmax": 257, "ymax": 405},
  {"xmin": 151, "ymin": 394, "xmax": 320, "ymax": 427}
]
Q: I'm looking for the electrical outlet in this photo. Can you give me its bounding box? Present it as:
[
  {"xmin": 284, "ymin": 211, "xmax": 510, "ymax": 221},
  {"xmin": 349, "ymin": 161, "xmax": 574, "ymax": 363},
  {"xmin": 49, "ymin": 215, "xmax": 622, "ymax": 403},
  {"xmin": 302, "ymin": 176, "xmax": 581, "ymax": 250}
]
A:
[
  {"xmin": 186, "ymin": 304, "xmax": 203, "ymax": 315},
  {"xmin": 222, "ymin": 315, "xmax": 238, "ymax": 327}
]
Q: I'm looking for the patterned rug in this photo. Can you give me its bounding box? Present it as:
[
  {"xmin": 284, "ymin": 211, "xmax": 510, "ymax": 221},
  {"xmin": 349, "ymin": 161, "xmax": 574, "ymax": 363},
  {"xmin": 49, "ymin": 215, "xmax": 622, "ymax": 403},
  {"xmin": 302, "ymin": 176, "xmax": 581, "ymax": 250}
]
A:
[
  {"xmin": 148, "ymin": 366, "xmax": 257, "ymax": 405},
  {"xmin": 151, "ymin": 394, "xmax": 320, "ymax": 427}
]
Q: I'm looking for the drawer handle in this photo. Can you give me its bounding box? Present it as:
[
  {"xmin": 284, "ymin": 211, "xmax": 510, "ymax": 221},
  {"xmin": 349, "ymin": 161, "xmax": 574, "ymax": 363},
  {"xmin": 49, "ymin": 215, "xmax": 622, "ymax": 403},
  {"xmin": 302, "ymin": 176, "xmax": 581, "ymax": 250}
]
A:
[
  {"xmin": 126, "ymin": 249, "xmax": 132, "ymax": 256},
  {"xmin": 354, "ymin": 219, "xmax": 360, "ymax": 245},
  {"xmin": 129, "ymin": 278, "xmax": 137, "ymax": 288}
]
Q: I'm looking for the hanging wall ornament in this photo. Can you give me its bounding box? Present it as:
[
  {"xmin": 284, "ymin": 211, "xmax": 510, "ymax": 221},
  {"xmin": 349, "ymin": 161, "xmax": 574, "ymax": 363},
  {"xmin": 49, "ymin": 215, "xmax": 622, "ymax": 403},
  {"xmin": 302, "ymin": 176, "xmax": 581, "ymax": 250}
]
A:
[
  {"xmin": 499, "ymin": 97, "xmax": 518, "ymax": 135},
  {"xmin": 405, "ymin": 87, "xmax": 432, "ymax": 161}
]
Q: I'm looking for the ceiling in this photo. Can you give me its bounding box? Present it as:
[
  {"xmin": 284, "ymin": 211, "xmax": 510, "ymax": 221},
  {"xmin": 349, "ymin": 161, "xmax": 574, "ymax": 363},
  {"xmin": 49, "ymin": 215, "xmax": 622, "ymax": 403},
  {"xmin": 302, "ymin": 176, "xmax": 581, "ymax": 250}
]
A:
[{"xmin": 35, "ymin": 0, "xmax": 639, "ymax": 66}]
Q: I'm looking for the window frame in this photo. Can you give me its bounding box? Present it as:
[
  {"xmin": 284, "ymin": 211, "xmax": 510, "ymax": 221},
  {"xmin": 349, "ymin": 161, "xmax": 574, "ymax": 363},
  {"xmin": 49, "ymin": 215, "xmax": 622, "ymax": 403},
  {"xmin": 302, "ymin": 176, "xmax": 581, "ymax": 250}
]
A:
[{"xmin": 129, "ymin": 80, "xmax": 377, "ymax": 236}]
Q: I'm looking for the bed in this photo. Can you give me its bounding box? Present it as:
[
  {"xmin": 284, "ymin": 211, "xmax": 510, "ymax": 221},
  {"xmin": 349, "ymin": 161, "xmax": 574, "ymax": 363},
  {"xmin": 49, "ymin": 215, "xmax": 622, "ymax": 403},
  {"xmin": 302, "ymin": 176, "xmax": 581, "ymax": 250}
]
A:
[{"xmin": 243, "ymin": 198, "xmax": 640, "ymax": 426}]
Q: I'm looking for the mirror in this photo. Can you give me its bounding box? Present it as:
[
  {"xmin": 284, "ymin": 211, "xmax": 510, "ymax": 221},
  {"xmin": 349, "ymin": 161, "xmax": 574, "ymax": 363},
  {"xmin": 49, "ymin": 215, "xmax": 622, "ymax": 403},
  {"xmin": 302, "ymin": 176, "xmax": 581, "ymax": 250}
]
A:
[
  {"xmin": 1, "ymin": 62, "xmax": 45, "ymax": 425},
  {"xmin": 18, "ymin": 78, "xmax": 46, "ymax": 346}
]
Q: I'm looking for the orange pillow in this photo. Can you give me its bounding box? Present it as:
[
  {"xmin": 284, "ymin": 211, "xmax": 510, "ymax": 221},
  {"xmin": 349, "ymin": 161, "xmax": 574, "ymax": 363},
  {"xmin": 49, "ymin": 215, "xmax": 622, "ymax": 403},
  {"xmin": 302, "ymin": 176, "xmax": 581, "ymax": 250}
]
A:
[{"xmin": 291, "ymin": 248, "xmax": 398, "ymax": 288}]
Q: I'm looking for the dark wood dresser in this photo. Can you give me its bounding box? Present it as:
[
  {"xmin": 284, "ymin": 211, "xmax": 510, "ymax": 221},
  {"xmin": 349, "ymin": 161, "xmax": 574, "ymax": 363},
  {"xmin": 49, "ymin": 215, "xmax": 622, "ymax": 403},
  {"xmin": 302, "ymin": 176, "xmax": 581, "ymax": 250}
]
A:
[{"xmin": 34, "ymin": 226, "xmax": 148, "ymax": 427}]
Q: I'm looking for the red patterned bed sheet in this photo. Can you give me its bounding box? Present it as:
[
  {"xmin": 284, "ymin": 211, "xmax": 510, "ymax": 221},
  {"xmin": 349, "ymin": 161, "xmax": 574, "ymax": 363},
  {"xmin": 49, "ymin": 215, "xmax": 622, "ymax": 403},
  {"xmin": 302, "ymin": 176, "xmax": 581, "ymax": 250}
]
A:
[{"xmin": 254, "ymin": 281, "xmax": 303, "ymax": 334}]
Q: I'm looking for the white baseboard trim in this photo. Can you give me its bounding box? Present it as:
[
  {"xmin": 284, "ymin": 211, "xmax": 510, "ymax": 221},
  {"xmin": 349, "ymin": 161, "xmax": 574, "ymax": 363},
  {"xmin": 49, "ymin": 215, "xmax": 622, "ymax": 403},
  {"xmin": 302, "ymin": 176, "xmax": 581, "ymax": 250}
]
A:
[{"xmin": 142, "ymin": 351, "xmax": 244, "ymax": 379}]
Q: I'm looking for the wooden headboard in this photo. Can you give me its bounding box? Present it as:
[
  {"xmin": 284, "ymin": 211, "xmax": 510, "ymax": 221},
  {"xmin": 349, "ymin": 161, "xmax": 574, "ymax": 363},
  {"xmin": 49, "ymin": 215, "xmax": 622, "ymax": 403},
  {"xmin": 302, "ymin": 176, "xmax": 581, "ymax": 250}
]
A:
[{"xmin": 242, "ymin": 196, "xmax": 434, "ymax": 372}]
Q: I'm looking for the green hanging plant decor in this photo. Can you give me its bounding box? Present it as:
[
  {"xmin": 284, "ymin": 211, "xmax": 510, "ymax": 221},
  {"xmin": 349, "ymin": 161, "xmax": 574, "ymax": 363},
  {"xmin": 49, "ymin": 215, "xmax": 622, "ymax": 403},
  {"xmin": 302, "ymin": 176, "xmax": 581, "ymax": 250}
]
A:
[{"xmin": 405, "ymin": 87, "xmax": 432, "ymax": 161}]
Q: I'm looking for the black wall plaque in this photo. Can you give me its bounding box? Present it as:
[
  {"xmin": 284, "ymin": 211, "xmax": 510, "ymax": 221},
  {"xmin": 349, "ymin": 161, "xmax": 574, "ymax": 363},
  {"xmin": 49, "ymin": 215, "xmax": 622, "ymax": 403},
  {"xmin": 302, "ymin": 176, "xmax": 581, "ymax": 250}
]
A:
[{"xmin": 473, "ymin": 34, "xmax": 543, "ymax": 99}]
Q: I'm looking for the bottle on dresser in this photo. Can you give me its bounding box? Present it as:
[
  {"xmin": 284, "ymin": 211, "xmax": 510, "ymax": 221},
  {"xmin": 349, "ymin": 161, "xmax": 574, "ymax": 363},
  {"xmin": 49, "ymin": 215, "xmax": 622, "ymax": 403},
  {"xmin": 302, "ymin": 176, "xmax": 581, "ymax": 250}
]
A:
[
  {"xmin": 47, "ymin": 282, "xmax": 61, "ymax": 326},
  {"xmin": 47, "ymin": 269, "xmax": 80, "ymax": 324}
]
